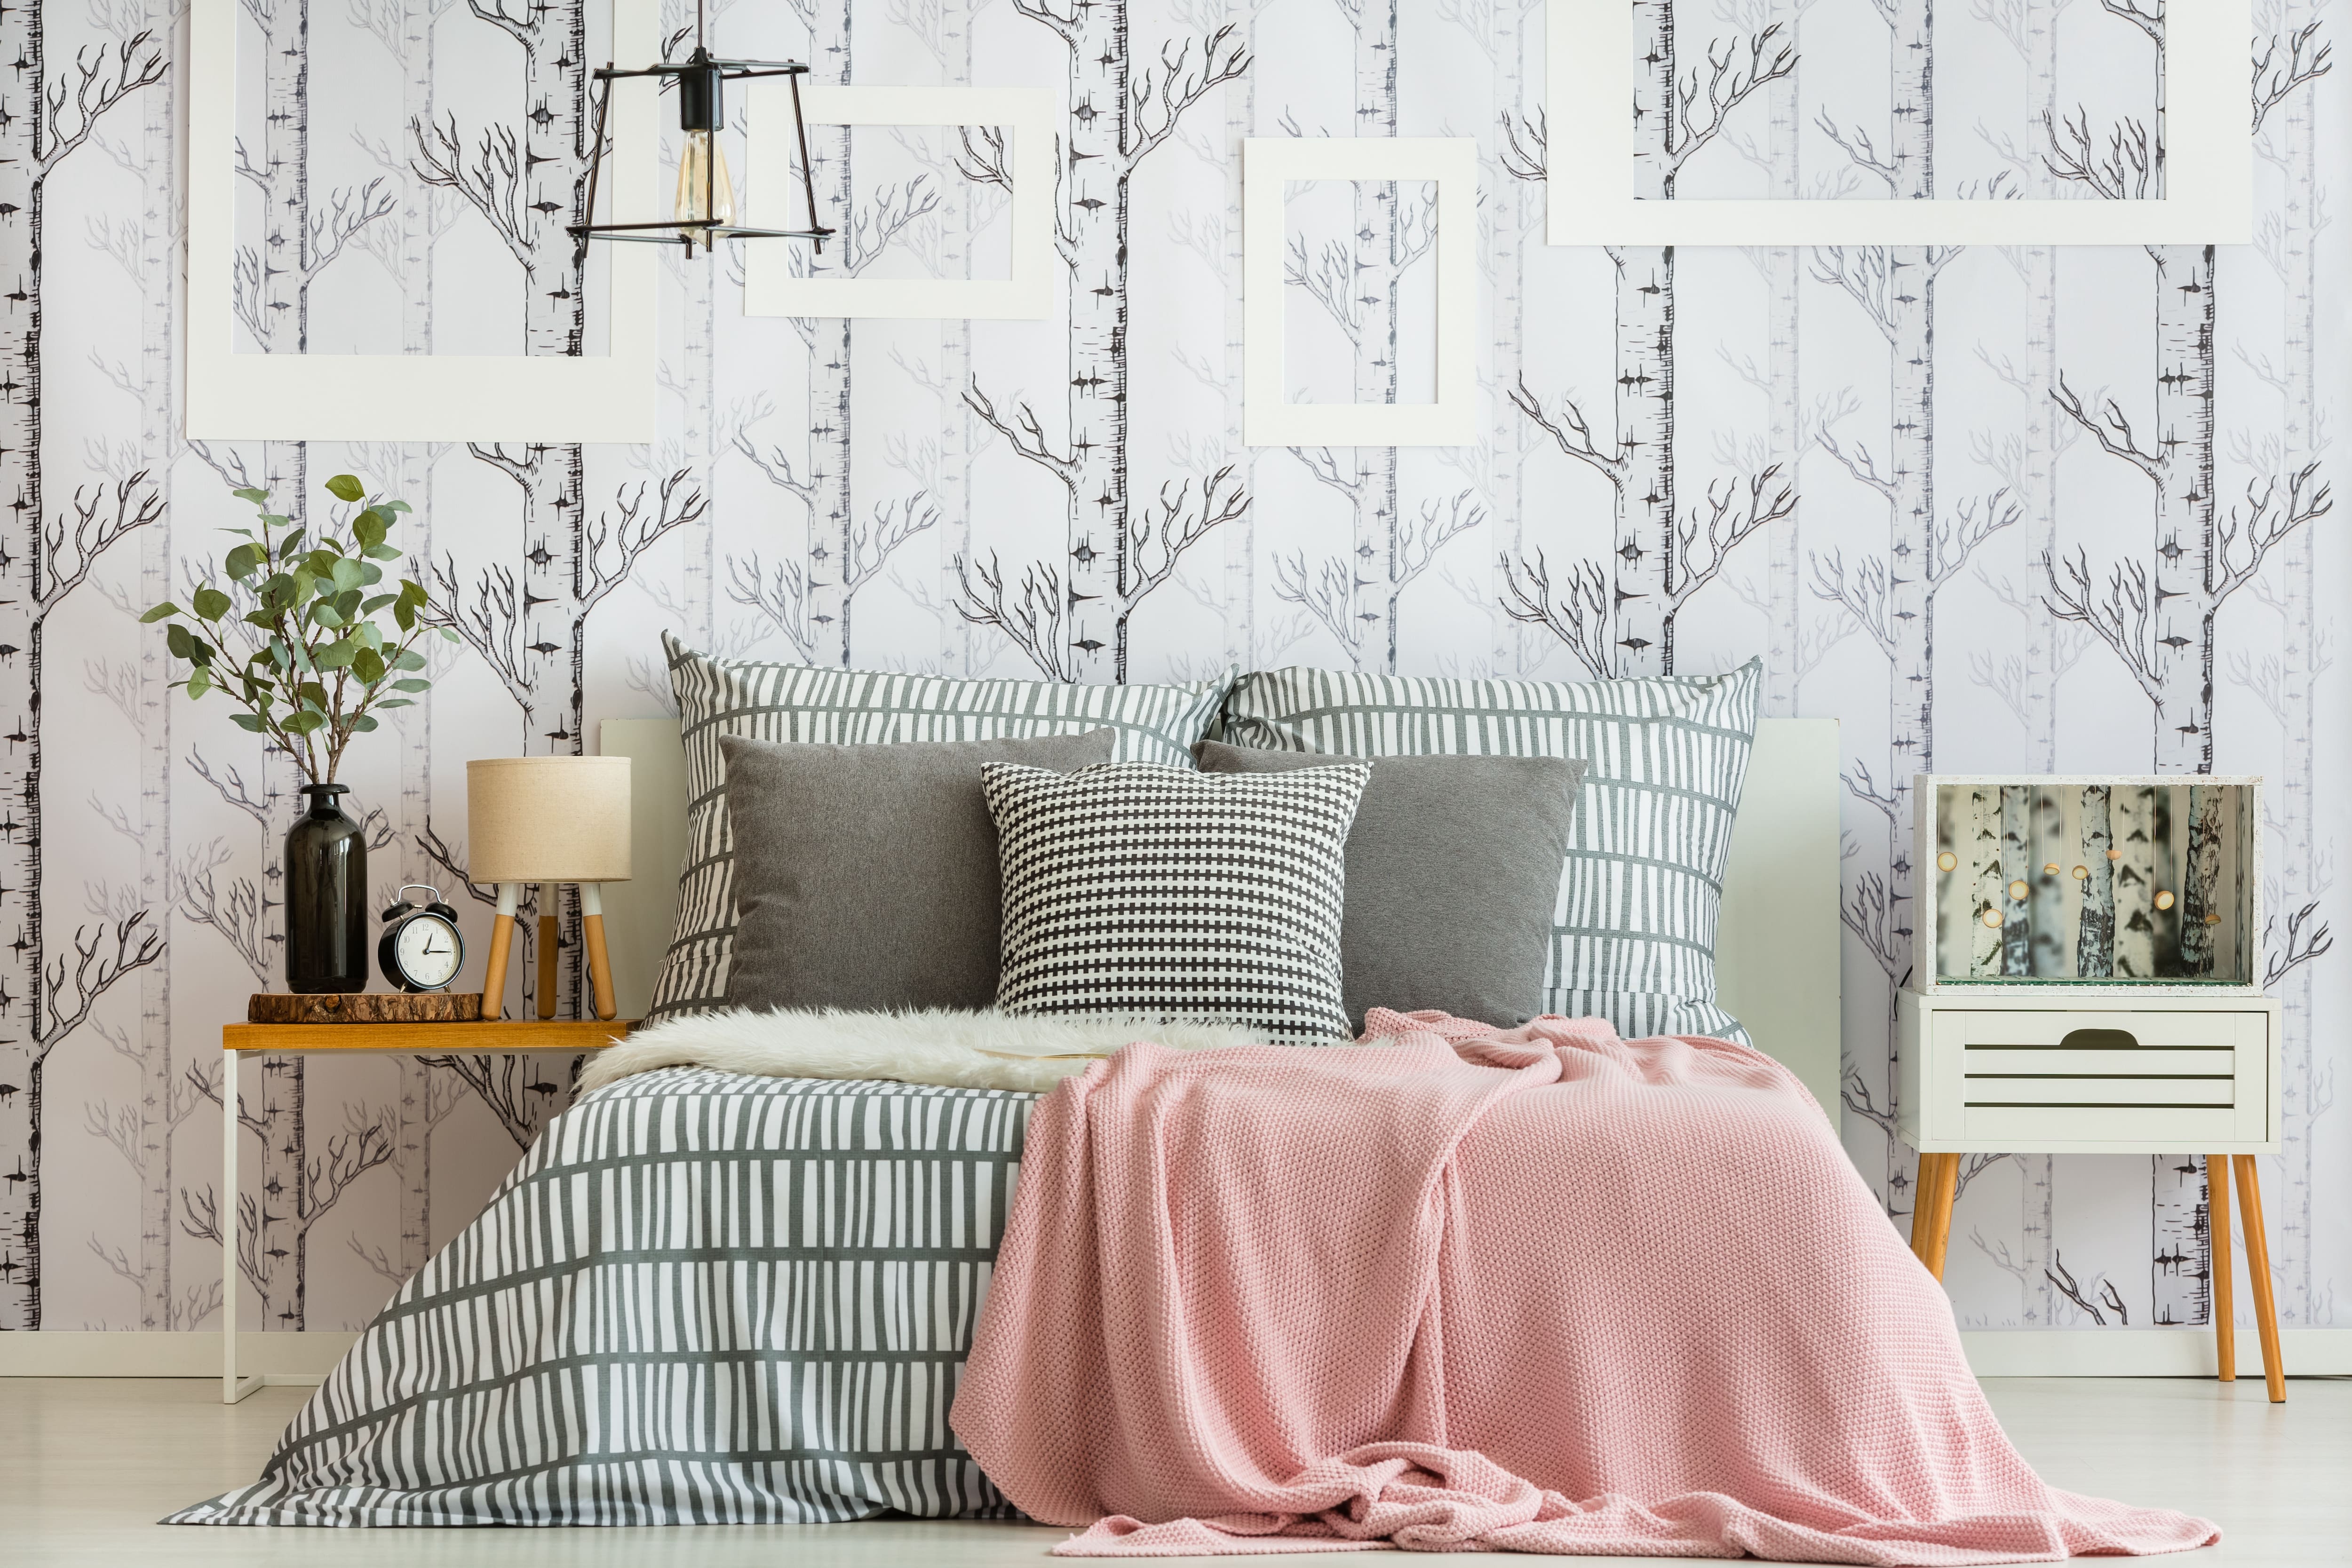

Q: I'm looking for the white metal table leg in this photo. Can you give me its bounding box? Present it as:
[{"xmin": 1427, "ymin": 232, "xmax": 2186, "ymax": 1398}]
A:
[{"xmin": 222, "ymin": 1046, "xmax": 261, "ymax": 1404}]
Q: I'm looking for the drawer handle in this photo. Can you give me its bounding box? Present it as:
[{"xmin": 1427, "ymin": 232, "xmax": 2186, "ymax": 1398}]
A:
[{"xmin": 2058, "ymin": 1028, "xmax": 2139, "ymax": 1051}]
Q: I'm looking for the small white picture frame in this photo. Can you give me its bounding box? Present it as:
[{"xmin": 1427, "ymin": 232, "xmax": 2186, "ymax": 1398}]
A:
[
  {"xmin": 741, "ymin": 86, "xmax": 1057, "ymax": 320},
  {"xmin": 1545, "ymin": 0, "xmax": 2251, "ymax": 246},
  {"xmin": 183, "ymin": 0, "xmax": 662, "ymax": 442},
  {"xmin": 1244, "ymin": 136, "xmax": 1480, "ymax": 447}
]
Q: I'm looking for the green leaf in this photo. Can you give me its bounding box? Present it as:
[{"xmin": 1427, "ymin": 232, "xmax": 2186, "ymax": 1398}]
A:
[
  {"xmin": 352, "ymin": 510, "xmax": 388, "ymax": 550},
  {"xmin": 391, "ymin": 678, "xmax": 429, "ymax": 693},
  {"xmin": 258, "ymin": 514, "xmax": 293, "ymax": 532},
  {"xmin": 350, "ymin": 714, "xmax": 380, "ymax": 734},
  {"xmin": 393, "ymin": 648, "xmax": 426, "ymax": 671},
  {"xmin": 192, "ymin": 586, "xmax": 232, "ymax": 622},
  {"xmin": 186, "ymin": 667, "xmax": 212, "ymax": 700},
  {"xmin": 325, "ymin": 473, "xmax": 366, "ymax": 503},
  {"xmin": 360, "ymin": 594, "xmax": 397, "ymax": 616},
  {"xmin": 354, "ymin": 622, "xmax": 384, "ymax": 652},
  {"xmin": 358, "ymin": 562, "xmax": 384, "ymax": 586},
  {"xmin": 352, "ymin": 647, "xmax": 386, "ymax": 684},
  {"xmin": 232, "ymin": 487, "xmax": 270, "ymax": 505},
  {"xmin": 398, "ymin": 578, "xmax": 427, "ymax": 603},
  {"xmin": 224, "ymin": 542, "xmax": 264, "ymax": 579},
  {"xmin": 139, "ymin": 602, "xmax": 180, "ymax": 623},
  {"xmin": 382, "ymin": 499, "xmax": 412, "ymax": 515},
  {"xmin": 275, "ymin": 527, "xmax": 305, "ymax": 559},
  {"xmin": 283, "ymin": 710, "xmax": 326, "ymax": 736},
  {"xmin": 230, "ymin": 712, "xmax": 267, "ymax": 733},
  {"xmin": 330, "ymin": 558, "xmax": 365, "ymax": 594},
  {"xmin": 392, "ymin": 600, "xmax": 415, "ymax": 632},
  {"xmin": 375, "ymin": 698, "xmax": 414, "ymax": 709},
  {"xmin": 164, "ymin": 623, "xmax": 195, "ymax": 660},
  {"xmin": 364, "ymin": 544, "xmax": 402, "ymax": 561},
  {"xmin": 312, "ymin": 602, "xmax": 345, "ymax": 628},
  {"xmin": 440, "ymin": 627, "xmax": 460, "ymax": 642},
  {"xmin": 312, "ymin": 641, "xmax": 356, "ymax": 669},
  {"xmin": 185, "ymin": 636, "xmax": 215, "ymax": 668},
  {"xmin": 298, "ymin": 681, "xmax": 330, "ymax": 710}
]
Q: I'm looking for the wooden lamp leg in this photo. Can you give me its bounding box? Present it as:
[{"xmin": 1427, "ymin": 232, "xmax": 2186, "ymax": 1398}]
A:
[
  {"xmin": 2232, "ymin": 1155, "xmax": 2287, "ymax": 1403},
  {"xmin": 580, "ymin": 882, "xmax": 618, "ymax": 1022},
  {"xmin": 480, "ymin": 882, "xmax": 518, "ymax": 1021},
  {"xmin": 2207, "ymin": 1156, "xmax": 2235, "ymax": 1383},
  {"xmin": 536, "ymin": 880, "xmax": 560, "ymax": 1020}
]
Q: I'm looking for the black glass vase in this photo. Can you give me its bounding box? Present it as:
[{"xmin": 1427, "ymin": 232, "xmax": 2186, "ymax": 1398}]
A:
[{"xmin": 284, "ymin": 782, "xmax": 368, "ymax": 994}]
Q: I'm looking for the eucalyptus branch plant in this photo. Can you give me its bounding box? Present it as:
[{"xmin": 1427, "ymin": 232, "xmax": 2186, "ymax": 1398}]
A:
[{"xmin": 142, "ymin": 473, "xmax": 454, "ymax": 784}]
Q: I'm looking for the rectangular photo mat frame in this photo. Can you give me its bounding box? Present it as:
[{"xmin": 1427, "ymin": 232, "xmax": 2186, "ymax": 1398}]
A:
[
  {"xmin": 1546, "ymin": 0, "xmax": 2252, "ymax": 246},
  {"xmin": 1244, "ymin": 136, "xmax": 1481, "ymax": 447},
  {"xmin": 185, "ymin": 0, "xmax": 661, "ymax": 442}
]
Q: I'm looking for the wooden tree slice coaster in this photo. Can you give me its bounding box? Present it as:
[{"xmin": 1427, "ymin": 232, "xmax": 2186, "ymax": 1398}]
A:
[{"xmin": 248, "ymin": 992, "xmax": 484, "ymax": 1024}]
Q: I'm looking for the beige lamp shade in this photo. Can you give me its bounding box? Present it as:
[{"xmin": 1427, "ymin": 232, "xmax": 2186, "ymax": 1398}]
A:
[{"xmin": 466, "ymin": 756, "xmax": 633, "ymax": 883}]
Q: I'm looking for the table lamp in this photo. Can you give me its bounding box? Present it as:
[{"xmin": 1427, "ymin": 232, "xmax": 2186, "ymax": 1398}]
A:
[{"xmin": 466, "ymin": 756, "xmax": 632, "ymax": 1020}]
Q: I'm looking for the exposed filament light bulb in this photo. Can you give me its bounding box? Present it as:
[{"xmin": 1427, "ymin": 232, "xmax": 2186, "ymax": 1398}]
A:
[{"xmin": 675, "ymin": 129, "xmax": 735, "ymax": 249}]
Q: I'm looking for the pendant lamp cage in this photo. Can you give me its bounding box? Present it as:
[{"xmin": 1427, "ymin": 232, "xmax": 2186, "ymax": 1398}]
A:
[{"xmin": 570, "ymin": 0, "xmax": 833, "ymax": 259}]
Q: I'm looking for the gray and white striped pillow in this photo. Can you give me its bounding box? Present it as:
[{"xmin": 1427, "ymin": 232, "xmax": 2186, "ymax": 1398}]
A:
[
  {"xmin": 649, "ymin": 634, "xmax": 1234, "ymax": 1025},
  {"xmin": 983, "ymin": 761, "xmax": 1370, "ymax": 1042},
  {"xmin": 1216, "ymin": 659, "xmax": 1761, "ymax": 1042}
]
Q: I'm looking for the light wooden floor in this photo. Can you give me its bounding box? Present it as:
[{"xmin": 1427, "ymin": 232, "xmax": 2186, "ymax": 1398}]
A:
[{"xmin": 1, "ymin": 1376, "xmax": 2344, "ymax": 1566}]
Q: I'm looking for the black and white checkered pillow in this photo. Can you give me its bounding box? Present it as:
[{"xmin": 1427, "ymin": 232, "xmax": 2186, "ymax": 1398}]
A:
[{"xmin": 982, "ymin": 760, "xmax": 1370, "ymax": 1042}]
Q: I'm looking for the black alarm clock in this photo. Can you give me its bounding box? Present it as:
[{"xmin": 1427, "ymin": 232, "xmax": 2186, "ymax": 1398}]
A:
[{"xmin": 379, "ymin": 885, "xmax": 466, "ymax": 993}]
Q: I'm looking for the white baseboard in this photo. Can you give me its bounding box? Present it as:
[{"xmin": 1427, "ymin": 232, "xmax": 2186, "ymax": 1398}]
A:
[
  {"xmin": 6, "ymin": 1328, "xmax": 2346, "ymax": 1380},
  {"xmin": 0, "ymin": 1331, "xmax": 357, "ymax": 1379},
  {"xmin": 1961, "ymin": 1328, "xmax": 2352, "ymax": 1378}
]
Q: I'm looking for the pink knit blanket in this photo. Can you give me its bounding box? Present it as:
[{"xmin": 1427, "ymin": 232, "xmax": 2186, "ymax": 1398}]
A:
[{"xmin": 951, "ymin": 1012, "xmax": 2218, "ymax": 1562}]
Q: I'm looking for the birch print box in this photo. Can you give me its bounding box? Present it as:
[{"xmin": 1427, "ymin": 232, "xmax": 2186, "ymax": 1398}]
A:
[{"xmin": 1915, "ymin": 777, "xmax": 2262, "ymax": 992}]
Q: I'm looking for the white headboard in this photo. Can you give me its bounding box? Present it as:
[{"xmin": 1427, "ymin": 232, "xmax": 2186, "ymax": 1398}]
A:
[{"xmin": 596, "ymin": 716, "xmax": 1843, "ymax": 1122}]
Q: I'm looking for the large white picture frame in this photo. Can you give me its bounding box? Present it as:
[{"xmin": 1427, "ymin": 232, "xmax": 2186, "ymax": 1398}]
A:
[
  {"xmin": 1244, "ymin": 137, "xmax": 1479, "ymax": 447},
  {"xmin": 1546, "ymin": 0, "xmax": 2251, "ymax": 245},
  {"xmin": 184, "ymin": 0, "xmax": 660, "ymax": 442},
  {"xmin": 742, "ymin": 86, "xmax": 1057, "ymax": 319}
]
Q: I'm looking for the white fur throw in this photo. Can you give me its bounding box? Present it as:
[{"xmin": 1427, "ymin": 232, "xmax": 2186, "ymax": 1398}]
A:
[{"xmin": 576, "ymin": 1007, "xmax": 1271, "ymax": 1096}]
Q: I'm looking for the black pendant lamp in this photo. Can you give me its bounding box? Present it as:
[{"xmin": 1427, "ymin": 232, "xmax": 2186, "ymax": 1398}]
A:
[{"xmin": 571, "ymin": 0, "xmax": 833, "ymax": 259}]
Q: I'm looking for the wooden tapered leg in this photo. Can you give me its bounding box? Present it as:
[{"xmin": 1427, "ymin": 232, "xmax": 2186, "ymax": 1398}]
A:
[
  {"xmin": 1909, "ymin": 1153, "xmax": 1942, "ymax": 1265},
  {"xmin": 1911, "ymin": 1154, "xmax": 1959, "ymax": 1281},
  {"xmin": 1923, "ymin": 1154, "xmax": 1960, "ymax": 1282},
  {"xmin": 479, "ymin": 883, "xmax": 518, "ymax": 1021},
  {"xmin": 536, "ymin": 880, "xmax": 560, "ymax": 1020},
  {"xmin": 2207, "ymin": 1156, "xmax": 2235, "ymax": 1383},
  {"xmin": 2232, "ymin": 1155, "xmax": 2286, "ymax": 1403}
]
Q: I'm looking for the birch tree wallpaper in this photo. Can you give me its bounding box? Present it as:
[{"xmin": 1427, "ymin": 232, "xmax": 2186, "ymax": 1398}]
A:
[{"xmin": 0, "ymin": 0, "xmax": 2343, "ymax": 1347}]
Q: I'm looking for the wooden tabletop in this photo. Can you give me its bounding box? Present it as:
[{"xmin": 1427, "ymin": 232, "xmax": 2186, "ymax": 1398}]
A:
[{"xmin": 223, "ymin": 1018, "xmax": 635, "ymax": 1052}]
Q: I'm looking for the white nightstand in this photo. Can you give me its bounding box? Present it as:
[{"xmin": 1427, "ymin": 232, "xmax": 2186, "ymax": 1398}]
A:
[{"xmin": 1896, "ymin": 988, "xmax": 2285, "ymax": 1401}]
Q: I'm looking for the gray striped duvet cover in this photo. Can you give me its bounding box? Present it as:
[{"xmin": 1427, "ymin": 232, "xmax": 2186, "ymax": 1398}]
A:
[{"xmin": 167, "ymin": 1068, "xmax": 1038, "ymax": 1526}]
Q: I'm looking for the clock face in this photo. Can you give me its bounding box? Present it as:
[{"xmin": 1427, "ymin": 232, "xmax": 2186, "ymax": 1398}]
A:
[{"xmin": 394, "ymin": 916, "xmax": 463, "ymax": 990}]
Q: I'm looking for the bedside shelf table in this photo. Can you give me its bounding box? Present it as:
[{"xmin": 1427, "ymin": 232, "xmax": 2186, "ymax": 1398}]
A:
[
  {"xmin": 1897, "ymin": 988, "xmax": 2285, "ymax": 1401},
  {"xmin": 219, "ymin": 1016, "xmax": 632, "ymax": 1403}
]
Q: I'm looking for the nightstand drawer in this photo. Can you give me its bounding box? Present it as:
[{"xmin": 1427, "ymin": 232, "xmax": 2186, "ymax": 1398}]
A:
[{"xmin": 1899, "ymin": 998, "xmax": 2275, "ymax": 1152}]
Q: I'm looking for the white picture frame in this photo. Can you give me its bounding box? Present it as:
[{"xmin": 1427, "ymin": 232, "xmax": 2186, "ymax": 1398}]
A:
[
  {"xmin": 1546, "ymin": 0, "xmax": 2251, "ymax": 245},
  {"xmin": 1244, "ymin": 136, "xmax": 1480, "ymax": 447},
  {"xmin": 741, "ymin": 86, "xmax": 1057, "ymax": 320},
  {"xmin": 184, "ymin": 0, "xmax": 660, "ymax": 442}
]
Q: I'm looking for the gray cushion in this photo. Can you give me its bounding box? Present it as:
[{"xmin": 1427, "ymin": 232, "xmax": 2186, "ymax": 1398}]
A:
[
  {"xmin": 1195, "ymin": 741, "xmax": 1586, "ymax": 1031},
  {"xmin": 721, "ymin": 729, "xmax": 1116, "ymax": 1013}
]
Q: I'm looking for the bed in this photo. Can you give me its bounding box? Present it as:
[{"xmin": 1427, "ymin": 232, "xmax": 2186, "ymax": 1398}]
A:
[{"xmin": 165, "ymin": 717, "xmax": 1845, "ymax": 1529}]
